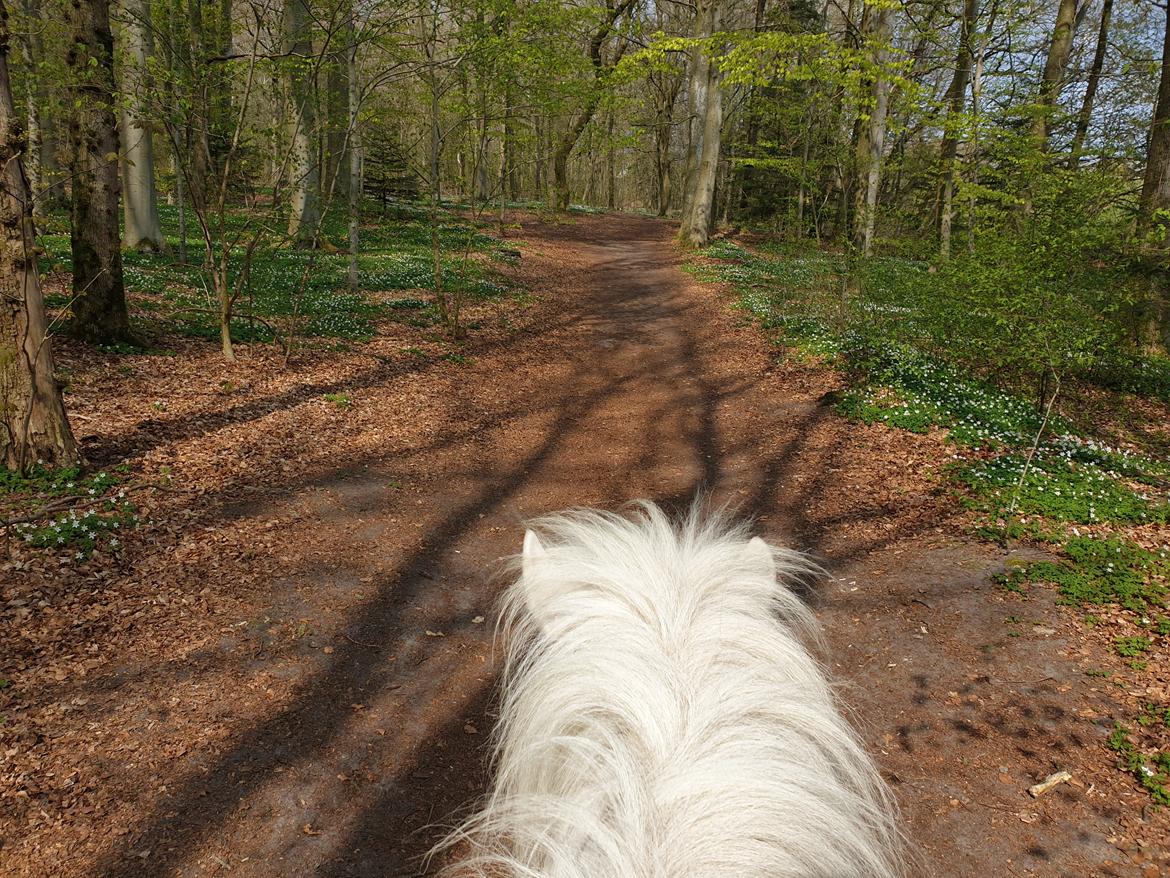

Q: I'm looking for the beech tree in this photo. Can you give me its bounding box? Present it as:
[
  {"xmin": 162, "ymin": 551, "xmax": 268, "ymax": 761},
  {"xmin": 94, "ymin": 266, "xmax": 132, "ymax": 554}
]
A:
[
  {"xmin": 551, "ymin": 0, "xmax": 636, "ymax": 211},
  {"xmin": 118, "ymin": 0, "xmax": 165, "ymax": 251},
  {"xmin": 0, "ymin": 0, "xmax": 79, "ymax": 471},
  {"xmin": 67, "ymin": 0, "xmax": 132, "ymax": 344},
  {"xmin": 678, "ymin": 0, "xmax": 723, "ymax": 247},
  {"xmin": 938, "ymin": 0, "xmax": 978, "ymax": 258},
  {"xmin": 284, "ymin": 0, "xmax": 320, "ymax": 245},
  {"xmin": 851, "ymin": 3, "xmax": 894, "ymax": 256},
  {"xmin": 1068, "ymin": 0, "xmax": 1112, "ymax": 167},
  {"xmin": 1032, "ymin": 0, "xmax": 1079, "ymax": 147},
  {"xmin": 1140, "ymin": 1, "xmax": 1170, "ymax": 240}
]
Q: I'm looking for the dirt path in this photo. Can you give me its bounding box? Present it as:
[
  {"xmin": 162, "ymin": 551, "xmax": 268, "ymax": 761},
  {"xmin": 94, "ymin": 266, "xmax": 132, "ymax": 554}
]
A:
[{"xmin": 7, "ymin": 215, "xmax": 1164, "ymax": 877}]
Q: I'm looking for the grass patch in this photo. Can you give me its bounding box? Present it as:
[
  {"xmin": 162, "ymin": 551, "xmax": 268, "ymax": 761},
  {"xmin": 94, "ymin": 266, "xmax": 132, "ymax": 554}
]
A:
[
  {"xmin": 39, "ymin": 201, "xmax": 513, "ymax": 345},
  {"xmin": 999, "ymin": 538, "xmax": 1168, "ymax": 611}
]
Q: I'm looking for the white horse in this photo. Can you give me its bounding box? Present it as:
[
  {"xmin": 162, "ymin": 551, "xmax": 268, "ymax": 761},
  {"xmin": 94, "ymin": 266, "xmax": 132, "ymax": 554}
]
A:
[{"xmin": 436, "ymin": 503, "xmax": 908, "ymax": 878}]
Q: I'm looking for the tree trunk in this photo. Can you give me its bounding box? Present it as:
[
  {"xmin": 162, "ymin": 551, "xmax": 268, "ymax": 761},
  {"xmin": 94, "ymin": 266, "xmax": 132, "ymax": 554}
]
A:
[
  {"xmin": 533, "ymin": 115, "xmax": 542, "ymax": 196},
  {"xmin": 0, "ymin": 0, "xmax": 80, "ymax": 471},
  {"xmin": 1139, "ymin": 1, "xmax": 1170, "ymax": 235},
  {"xmin": 939, "ymin": 0, "xmax": 978, "ymax": 259},
  {"xmin": 1138, "ymin": 0, "xmax": 1170, "ymax": 348},
  {"xmin": 679, "ymin": 1, "xmax": 723, "ymax": 248},
  {"xmin": 284, "ymin": 0, "xmax": 319, "ymax": 245},
  {"xmin": 1032, "ymin": 0, "xmax": 1078, "ymax": 147},
  {"xmin": 67, "ymin": 0, "xmax": 132, "ymax": 345},
  {"xmin": 1068, "ymin": 0, "xmax": 1112, "ymax": 168},
  {"xmin": 852, "ymin": 5, "xmax": 894, "ymax": 256},
  {"xmin": 679, "ymin": 0, "xmax": 721, "ymax": 246},
  {"xmin": 503, "ymin": 82, "xmax": 518, "ymax": 200},
  {"xmin": 326, "ymin": 42, "xmax": 351, "ymax": 206},
  {"xmin": 346, "ymin": 8, "xmax": 360, "ymax": 292},
  {"xmin": 119, "ymin": 0, "xmax": 165, "ymax": 252},
  {"xmin": 183, "ymin": 0, "xmax": 214, "ymax": 212},
  {"xmin": 679, "ymin": 4, "xmax": 710, "ymax": 225},
  {"xmin": 18, "ymin": 0, "xmax": 65, "ymax": 215},
  {"xmin": 653, "ymin": 71, "xmax": 681, "ymax": 216},
  {"xmin": 606, "ymin": 107, "xmax": 616, "ymax": 210},
  {"xmin": 551, "ymin": 0, "xmax": 635, "ymax": 210}
]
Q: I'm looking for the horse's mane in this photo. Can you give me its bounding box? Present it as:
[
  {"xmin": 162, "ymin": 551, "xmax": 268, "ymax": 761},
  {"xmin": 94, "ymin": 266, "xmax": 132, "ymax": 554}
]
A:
[{"xmin": 434, "ymin": 502, "xmax": 910, "ymax": 878}]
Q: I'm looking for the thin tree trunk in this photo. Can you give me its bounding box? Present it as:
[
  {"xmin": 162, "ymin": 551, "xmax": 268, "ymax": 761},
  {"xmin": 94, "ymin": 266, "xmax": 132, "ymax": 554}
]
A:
[
  {"xmin": 18, "ymin": 0, "xmax": 61, "ymax": 216},
  {"xmin": 175, "ymin": 154, "xmax": 188, "ymax": 264},
  {"xmin": 967, "ymin": 0, "xmax": 997, "ymax": 253},
  {"xmin": 606, "ymin": 107, "xmax": 616, "ymax": 210},
  {"xmin": 0, "ymin": 0, "xmax": 80, "ymax": 471},
  {"xmin": 284, "ymin": 0, "xmax": 319, "ymax": 245},
  {"xmin": 939, "ymin": 0, "xmax": 978, "ymax": 259},
  {"xmin": 1068, "ymin": 0, "xmax": 1112, "ymax": 167},
  {"xmin": 533, "ymin": 114, "xmax": 544, "ymax": 197},
  {"xmin": 327, "ymin": 43, "xmax": 351, "ymax": 206},
  {"xmin": 119, "ymin": 0, "xmax": 165, "ymax": 252},
  {"xmin": 852, "ymin": 5, "xmax": 894, "ymax": 256},
  {"xmin": 1032, "ymin": 0, "xmax": 1078, "ymax": 147},
  {"xmin": 68, "ymin": 0, "xmax": 132, "ymax": 344},
  {"xmin": 346, "ymin": 8, "xmax": 360, "ymax": 292},
  {"xmin": 1139, "ymin": 2, "xmax": 1170, "ymax": 234},
  {"xmin": 184, "ymin": 0, "xmax": 213, "ymax": 212},
  {"xmin": 503, "ymin": 82, "xmax": 518, "ymax": 199}
]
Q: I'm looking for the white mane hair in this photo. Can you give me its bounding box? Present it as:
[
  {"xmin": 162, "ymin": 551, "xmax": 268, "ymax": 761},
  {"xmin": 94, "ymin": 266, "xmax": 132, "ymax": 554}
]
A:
[{"xmin": 435, "ymin": 502, "xmax": 909, "ymax": 878}]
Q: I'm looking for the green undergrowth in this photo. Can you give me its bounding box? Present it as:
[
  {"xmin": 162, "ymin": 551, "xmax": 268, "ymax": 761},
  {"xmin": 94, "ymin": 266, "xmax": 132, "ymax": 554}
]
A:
[
  {"xmin": 999, "ymin": 538, "xmax": 1169, "ymax": 611},
  {"xmin": 1, "ymin": 465, "xmax": 138, "ymax": 560},
  {"xmin": 694, "ymin": 240, "xmax": 1168, "ymax": 533},
  {"xmin": 0, "ymin": 464, "xmax": 118, "ymax": 499},
  {"xmin": 1108, "ymin": 724, "xmax": 1170, "ymax": 806},
  {"xmin": 695, "ymin": 238, "xmax": 1170, "ymax": 801},
  {"xmin": 39, "ymin": 201, "xmax": 515, "ymax": 344},
  {"xmin": 11, "ymin": 498, "xmax": 139, "ymax": 559}
]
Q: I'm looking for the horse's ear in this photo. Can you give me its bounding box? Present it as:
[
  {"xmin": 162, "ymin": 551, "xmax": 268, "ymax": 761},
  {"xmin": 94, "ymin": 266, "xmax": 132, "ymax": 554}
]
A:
[
  {"xmin": 520, "ymin": 530, "xmax": 558, "ymax": 625},
  {"xmin": 522, "ymin": 529, "xmax": 545, "ymax": 572},
  {"xmin": 748, "ymin": 536, "xmax": 776, "ymax": 579}
]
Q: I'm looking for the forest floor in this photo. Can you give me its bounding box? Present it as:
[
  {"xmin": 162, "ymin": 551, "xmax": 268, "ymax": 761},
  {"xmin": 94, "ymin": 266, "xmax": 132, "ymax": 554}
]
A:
[{"xmin": 3, "ymin": 212, "xmax": 1169, "ymax": 877}]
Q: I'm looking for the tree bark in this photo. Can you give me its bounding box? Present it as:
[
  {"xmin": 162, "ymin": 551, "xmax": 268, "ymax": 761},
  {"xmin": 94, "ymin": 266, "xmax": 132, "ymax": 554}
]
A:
[
  {"xmin": 1068, "ymin": 0, "xmax": 1112, "ymax": 167},
  {"xmin": 119, "ymin": 0, "xmax": 165, "ymax": 252},
  {"xmin": 346, "ymin": 8, "xmax": 360, "ymax": 291},
  {"xmin": 939, "ymin": 0, "xmax": 978, "ymax": 259},
  {"xmin": 503, "ymin": 82, "xmax": 518, "ymax": 199},
  {"xmin": 284, "ymin": 0, "xmax": 319, "ymax": 245},
  {"xmin": 0, "ymin": 0, "xmax": 80, "ymax": 471},
  {"xmin": 679, "ymin": 0, "xmax": 722, "ymax": 247},
  {"xmin": 67, "ymin": 0, "xmax": 132, "ymax": 344},
  {"xmin": 852, "ymin": 4, "xmax": 894, "ymax": 256},
  {"xmin": 1032, "ymin": 0, "xmax": 1078, "ymax": 146},
  {"xmin": 18, "ymin": 0, "xmax": 66, "ymax": 214},
  {"xmin": 326, "ymin": 40, "xmax": 351, "ymax": 206},
  {"xmin": 652, "ymin": 70, "xmax": 681, "ymax": 216},
  {"xmin": 1137, "ymin": 0, "xmax": 1170, "ymax": 348},
  {"xmin": 1139, "ymin": 1, "xmax": 1170, "ymax": 235}
]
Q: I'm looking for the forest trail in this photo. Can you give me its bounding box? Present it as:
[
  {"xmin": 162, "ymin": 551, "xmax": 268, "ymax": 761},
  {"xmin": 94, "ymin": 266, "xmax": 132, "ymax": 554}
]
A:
[{"xmin": 23, "ymin": 215, "xmax": 1157, "ymax": 877}]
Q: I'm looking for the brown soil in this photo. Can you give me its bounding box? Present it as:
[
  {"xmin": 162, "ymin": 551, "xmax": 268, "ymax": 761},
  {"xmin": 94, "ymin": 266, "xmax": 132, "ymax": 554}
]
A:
[{"xmin": 2, "ymin": 213, "xmax": 1167, "ymax": 877}]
